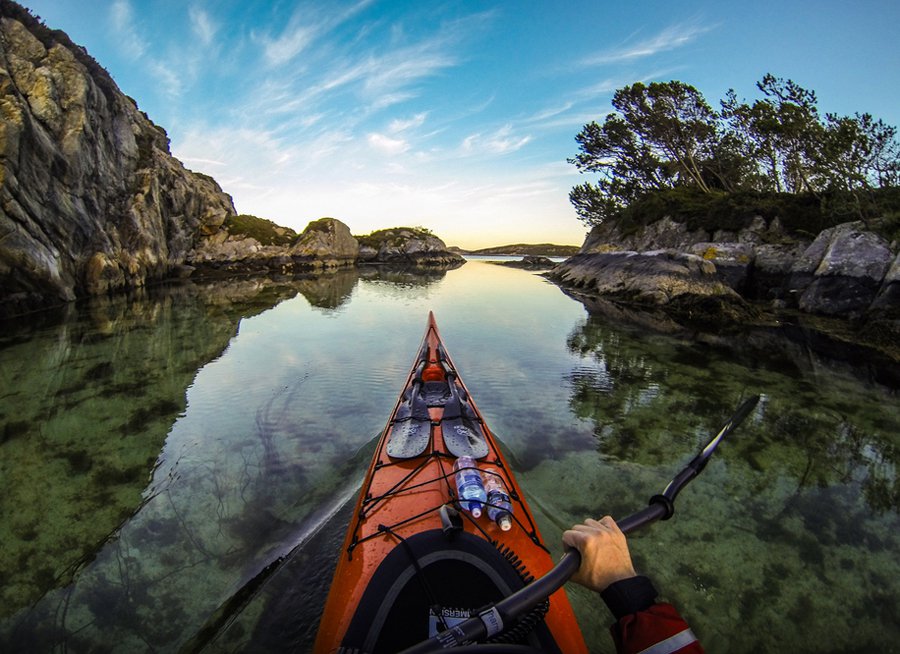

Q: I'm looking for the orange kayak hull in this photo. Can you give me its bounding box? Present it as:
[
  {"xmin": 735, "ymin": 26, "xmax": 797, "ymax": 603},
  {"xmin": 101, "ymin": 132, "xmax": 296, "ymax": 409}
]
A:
[{"xmin": 314, "ymin": 312, "xmax": 587, "ymax": 653}]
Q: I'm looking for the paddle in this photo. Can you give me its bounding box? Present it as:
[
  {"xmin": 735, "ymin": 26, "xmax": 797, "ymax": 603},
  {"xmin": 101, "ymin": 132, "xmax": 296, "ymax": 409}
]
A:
[
  {"xmin": 441, "ymin": 379, "xmax": 489, "ymax": 459},
  {"xmin": 435, "ymin": 345, "xmax": 489, "ymax": 459},
  {"xmin": 387, "ymin": 361, "xmax": 434, "ymax": 459},
  {"xmin": 400, "ymin": 394, "xmax": 761, "ymax": 653}
]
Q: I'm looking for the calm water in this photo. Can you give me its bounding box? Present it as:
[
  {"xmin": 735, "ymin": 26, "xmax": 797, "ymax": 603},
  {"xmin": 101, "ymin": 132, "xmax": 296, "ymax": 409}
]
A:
[{"xmin": 1, "ymin": 261, "xmax": 897, "ymax": 653}]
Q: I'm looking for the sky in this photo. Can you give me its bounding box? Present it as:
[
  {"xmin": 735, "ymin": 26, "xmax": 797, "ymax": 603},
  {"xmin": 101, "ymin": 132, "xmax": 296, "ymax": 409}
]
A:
[{"xmin": 20, "ymin": 0, "xmax": 900, "ymax": 249}]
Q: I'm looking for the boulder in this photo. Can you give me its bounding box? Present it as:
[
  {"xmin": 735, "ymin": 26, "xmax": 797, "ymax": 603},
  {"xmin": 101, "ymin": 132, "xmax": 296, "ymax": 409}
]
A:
[
  {"xmin": 289, "ymin": 218, "xmax": 358, "ymax": 266},
  {"xmin": 498, "ymin": 255, "xmax": 556, "ymax": 269},
  {"xmin": 580, "ymin": 215, "xmax": 709, "ymax": 253},
  {"xmin": 748, "ymin": 242, "xmax": 810, "ymax": 302},
  {"xmin": 552, "ymin": 250, "xmax": 731, "ymax": 302},
  {"xmin": 688, "ymin": 242, "xmax": 755, "ymax": 292},
  {"xmin": 870, "ymin": 252, "xmax": 900, "ymax": 316},
  {"xmin": 788, "ymin": 223, "xmax": 893, "ymax": 317},
  {"xmin": 550, "ymin": 250, "xmax": 756, "ymax": 328}
]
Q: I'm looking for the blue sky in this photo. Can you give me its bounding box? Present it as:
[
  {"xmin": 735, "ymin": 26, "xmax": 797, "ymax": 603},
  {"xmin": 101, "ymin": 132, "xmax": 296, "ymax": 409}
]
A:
[{"xmin": 22, "ymin": 0, "xmax": 900, "ymax": 248}]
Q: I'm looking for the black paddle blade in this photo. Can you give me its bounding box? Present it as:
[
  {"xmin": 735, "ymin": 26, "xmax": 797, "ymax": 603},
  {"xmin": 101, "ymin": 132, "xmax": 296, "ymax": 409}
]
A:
[
  {"xmin": 441, "ymin": 382, "xmax": 488, "ymax": 459},
  {"xmin": 387, "ymin": 384, "xmax": 433, "ymax": 459},
  {"xmin": 394, "ymin": 384, "xmax": 430, "ymax": 422},
  {"xmin": 441, "ymin": 416, "xmax": 488, "ymax": 459},
  {"xmin": 386, "ymin": 418, "xmax": 432, "ymax": 458}
]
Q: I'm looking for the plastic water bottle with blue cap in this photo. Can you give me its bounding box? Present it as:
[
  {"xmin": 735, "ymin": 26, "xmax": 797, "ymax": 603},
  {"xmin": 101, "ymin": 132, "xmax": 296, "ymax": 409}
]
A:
[
  {"xmin": 485, "ymin": 474, "xmax": 513, "ymax": 531},
  {"xmin": 453, "ymin": 455, "xmax": 486, "ymax": 518}
]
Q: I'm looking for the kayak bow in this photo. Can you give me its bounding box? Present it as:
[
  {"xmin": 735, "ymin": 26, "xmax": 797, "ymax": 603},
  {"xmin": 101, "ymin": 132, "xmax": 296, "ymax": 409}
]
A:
[{"xmin": 314, "ymin": 313, "xmax": 587, "ymax": 654}]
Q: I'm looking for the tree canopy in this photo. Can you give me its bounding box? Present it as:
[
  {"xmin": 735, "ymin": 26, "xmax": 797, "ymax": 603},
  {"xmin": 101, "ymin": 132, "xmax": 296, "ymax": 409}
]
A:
[{"xmin": 569, "ymin": 75, "xmax": 900, "ymax": 228}]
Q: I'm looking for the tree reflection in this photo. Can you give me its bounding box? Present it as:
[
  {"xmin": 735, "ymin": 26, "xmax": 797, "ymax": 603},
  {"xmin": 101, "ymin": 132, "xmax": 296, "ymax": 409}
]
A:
[{"xmin": 565, "ymin": 314, "xmax": 900, "ymax": 514}]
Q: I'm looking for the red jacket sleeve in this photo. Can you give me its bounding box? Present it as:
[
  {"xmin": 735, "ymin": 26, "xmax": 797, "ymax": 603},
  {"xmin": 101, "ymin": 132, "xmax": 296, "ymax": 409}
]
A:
[
  {"xmin": 600, "ymin": 576, "xmax": 704, "ymax": 654},
  {"xmin": 612, "ymin": 603, "xmax": 703, "ymax": 654}
]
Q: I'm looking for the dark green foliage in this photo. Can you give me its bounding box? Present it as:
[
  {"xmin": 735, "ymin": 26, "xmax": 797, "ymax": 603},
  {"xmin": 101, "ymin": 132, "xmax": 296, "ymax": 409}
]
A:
[
  {"xmin": 571, "ymin": 74, "xmax": 900, "ymax": 233},
  {"xmin": 224, "ymin": 214, "xmax": 298, "ymax": 246},
  {"xmin": 617, "ymin": 186, "xmax": 900, "ymax": 242}
]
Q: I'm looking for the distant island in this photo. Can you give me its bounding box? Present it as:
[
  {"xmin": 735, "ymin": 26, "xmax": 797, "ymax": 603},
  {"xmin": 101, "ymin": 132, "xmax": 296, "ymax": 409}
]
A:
[{"xmin": 451, "ymin": 244, "xmax": 580, "ymax": 257}]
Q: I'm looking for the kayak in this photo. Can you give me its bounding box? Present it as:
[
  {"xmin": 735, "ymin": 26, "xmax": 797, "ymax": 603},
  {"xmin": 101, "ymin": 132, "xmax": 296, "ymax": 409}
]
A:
[{"xmin": 314, "ymin": 312, "xmax": 588, "ymax": 653}]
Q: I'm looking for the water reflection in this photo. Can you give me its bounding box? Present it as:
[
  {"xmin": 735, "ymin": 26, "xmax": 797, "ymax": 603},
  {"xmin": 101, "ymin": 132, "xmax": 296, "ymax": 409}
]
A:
[
  {"xmin": 560, "ymin": 313, "xmax": 900, "ymax": 653},
  {"xmin": 0, "ymin": 282, "xmax": 290, "ymax": 620},
  {"xmin": 1, "ymin": 263, "xmax": 897, "ymax": 654},
  {"xmin": 0, "ymin": 275, "xmax": 349, "ymax": 650}
]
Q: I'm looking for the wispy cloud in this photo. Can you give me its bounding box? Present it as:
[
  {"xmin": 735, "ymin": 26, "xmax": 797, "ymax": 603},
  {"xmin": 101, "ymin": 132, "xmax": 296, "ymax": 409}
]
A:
[
  {"xmin": 148, "ymin": 61, "xmax": 183, "ymax": 98},
  {"xmin": 388, "ymin": 113, "xmax": 428, "ymax": 133},
  {"xmin": 462, "ymin": 125, "xmax": 532, "ymax": 155},
  {"xmin": 258, "ymin": 0, "xmax": 376, "ymax": 67},
  {"xmin": 189, "ymin": 6, "xmax": 217, "ymax": 46},
  {"xmin": 109, "ymin": 0, "xmax": 147, "ymax": 59},
  {"xmin": 582, "ymin": 21, "xmax": 714, "ymax": 66},
  {"xmin": 261, "ymin": 25, "xmax": 317, "ymax": 67},
  {"xmin": 367, "ymin": 132, "xmax": 409, "ymax": 155}
]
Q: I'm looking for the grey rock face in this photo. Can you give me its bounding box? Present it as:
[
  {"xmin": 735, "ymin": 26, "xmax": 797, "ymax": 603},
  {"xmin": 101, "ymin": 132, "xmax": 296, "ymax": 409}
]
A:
[
  {"xmin": 574, "ymin": 215, "xmax": 898, "ymax": 321},
  {"xmin": 551, "ymin": 250, "xmax": 737, "ymax": 305},
  {"xmin": 789, "ymin": 223, "xmax": 893, "ymax": 317},
  {"xmin": 290, "ymin": 218, "xmax": 359, "ymax": 263},
  {"xmin": 0, "ymin": 11, "xmax": 234, "ymax": 316}
]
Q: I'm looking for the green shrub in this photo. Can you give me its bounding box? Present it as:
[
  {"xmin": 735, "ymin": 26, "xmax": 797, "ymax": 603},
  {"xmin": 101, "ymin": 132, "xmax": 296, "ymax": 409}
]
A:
[
  {"xmin": 356, "ymin": 227, "xmax": 434, "ymax": 249},
  {"xmin": 224, "ymin": 214, "xmax": 297, "ymax": 246}
]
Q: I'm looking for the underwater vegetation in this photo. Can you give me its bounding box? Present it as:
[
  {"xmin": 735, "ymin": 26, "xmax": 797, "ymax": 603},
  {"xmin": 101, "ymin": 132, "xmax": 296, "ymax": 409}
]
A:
[{"xmin": 558, "ymin": 314, "xmax": 899, "ymax": 653}]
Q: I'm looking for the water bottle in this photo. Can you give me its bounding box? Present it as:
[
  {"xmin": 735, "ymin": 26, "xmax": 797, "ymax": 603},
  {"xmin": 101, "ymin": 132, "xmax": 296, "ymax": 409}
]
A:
[
  {"xmin": 484, "ymin": 475, "xmax": 513, "ymax": 531},
  {"xmin": 453, "ymin": 456, "xmax": 486, "ymax": 518}
]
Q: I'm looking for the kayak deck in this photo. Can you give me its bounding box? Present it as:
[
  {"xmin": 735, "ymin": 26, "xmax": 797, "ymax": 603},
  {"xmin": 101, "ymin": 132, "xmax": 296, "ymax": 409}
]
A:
[{"xmin": 314, "ymin": 313, "xmax": 587, "ymax": 653}]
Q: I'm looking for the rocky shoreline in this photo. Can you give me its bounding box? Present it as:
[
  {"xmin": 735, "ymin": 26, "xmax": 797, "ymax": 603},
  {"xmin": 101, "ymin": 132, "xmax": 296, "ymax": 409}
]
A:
[
  {"xmin": 0, "ymin": 8, "xmax": 462, "ymax": 319},
  {"xmin": 548, "ymin": 216, "xmax": 900, "ymax": 361},
  {"xmin": 185, "ymin": 220, "xmax": 464, "ymax": 282}
]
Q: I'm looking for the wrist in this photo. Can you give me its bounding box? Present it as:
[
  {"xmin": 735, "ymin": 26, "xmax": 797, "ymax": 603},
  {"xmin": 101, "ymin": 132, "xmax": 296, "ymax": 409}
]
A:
[{"xmin": 599, "ymin": 575, "xmax": 658, "ymax": 621}]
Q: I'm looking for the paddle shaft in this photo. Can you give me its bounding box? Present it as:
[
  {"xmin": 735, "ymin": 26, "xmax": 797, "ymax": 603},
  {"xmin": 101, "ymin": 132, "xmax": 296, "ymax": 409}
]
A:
[{"xmin": 400, "ymin": 395, "xmax": 759, "ymax": 653}]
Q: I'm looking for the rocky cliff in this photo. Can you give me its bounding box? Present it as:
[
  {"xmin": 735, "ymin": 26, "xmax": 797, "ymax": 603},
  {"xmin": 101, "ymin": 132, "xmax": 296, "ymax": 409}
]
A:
[{"xmin": 0, "ymin": 4, "xmax": 236, "ymax": 317}]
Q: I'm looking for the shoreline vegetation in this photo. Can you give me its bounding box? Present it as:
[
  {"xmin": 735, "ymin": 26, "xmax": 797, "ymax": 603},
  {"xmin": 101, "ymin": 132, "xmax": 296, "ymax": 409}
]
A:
[{"xmin": 554, "ymin": 75, "xmax": 900, "ymax": 365}]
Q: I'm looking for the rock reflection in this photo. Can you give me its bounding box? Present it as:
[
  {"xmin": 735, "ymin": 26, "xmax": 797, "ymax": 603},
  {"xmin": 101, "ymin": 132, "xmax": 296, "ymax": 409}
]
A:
[
  {"xmin": 293, "ymin": 268, "xmax": 359, "ymax": 310},
  {"xmin": 0, "ymin": 278, "xmax": 304, "ymax": 648}
]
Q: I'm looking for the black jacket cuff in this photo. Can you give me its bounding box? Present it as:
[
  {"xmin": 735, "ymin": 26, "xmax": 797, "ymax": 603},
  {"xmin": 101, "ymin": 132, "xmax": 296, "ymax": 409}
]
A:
[{"xmin": 599, "ymin": 575, "xmax": 659, "ymax": 621}]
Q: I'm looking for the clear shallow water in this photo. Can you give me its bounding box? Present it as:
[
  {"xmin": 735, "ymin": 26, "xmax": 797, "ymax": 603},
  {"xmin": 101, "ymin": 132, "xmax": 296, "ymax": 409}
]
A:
[{"xmin": 0, "ymin": 262, "xmax": 897, "ymax": 653}]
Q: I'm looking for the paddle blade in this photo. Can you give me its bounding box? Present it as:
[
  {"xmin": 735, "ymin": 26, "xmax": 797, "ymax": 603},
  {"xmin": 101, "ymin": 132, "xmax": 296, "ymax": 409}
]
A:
[{"xmin": 386, "ymin": 418, "xmax": 432, "ymax": 459}]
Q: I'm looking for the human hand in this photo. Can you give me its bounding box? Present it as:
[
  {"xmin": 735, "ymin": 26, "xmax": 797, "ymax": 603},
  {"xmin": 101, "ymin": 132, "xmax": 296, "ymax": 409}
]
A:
[{"xmin": 562, "ymin": 516, "xmax": 637, "ymax": 593}]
